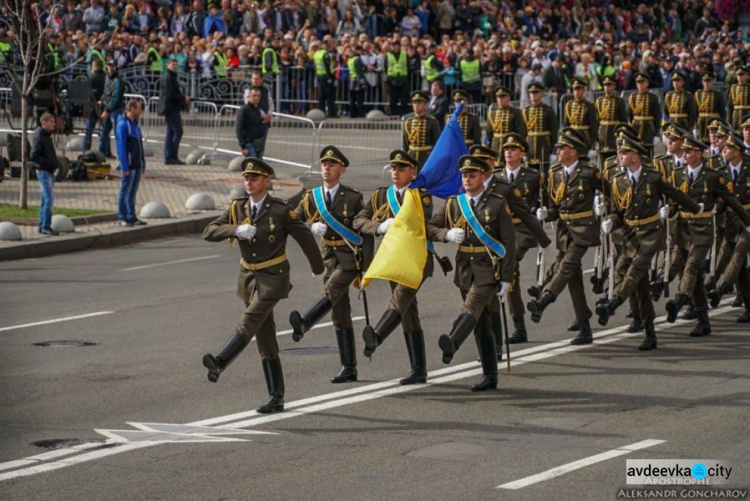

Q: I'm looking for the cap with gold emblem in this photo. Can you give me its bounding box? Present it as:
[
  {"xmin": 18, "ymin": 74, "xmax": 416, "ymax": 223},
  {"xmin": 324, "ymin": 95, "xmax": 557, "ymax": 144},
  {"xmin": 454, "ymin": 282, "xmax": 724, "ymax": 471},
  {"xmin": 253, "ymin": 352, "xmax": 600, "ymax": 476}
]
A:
[
  {"xmin": 616, "ymin": 128, "xmax": 641, "ymax": 146},
  {"xmin": 635, "ymin": 72, "xmax": 650, "ymax": 83},
  {"xmin": 319, "ymin": 145, "xmax": 349, "ymax": 167},
  {"xmin": 458, "ymin": 155, "xmax": 490, "ymax": 173},
  {"xmin": 602, "ymin": 75, "xmax": 617, "ymax": 86},
  {"xmin": 502, "ymin": 132, "xmax": 529, "ymax": 152},
  {"xmin": 737, "ymin": 65, "xmax": 749, "ymax": 75},
  {"xmin": 571, "ymin": 76, "xmax": 587, "ymax": 89},
  {"xmin": 741, "ymin": 117, "xmax": 750, "ymax": 129},
  {"xmin": 452, "ymin": 89, "xmax": 471, "ymax": 103},
  {"xmin": 411, "ymin": 90, "xmax": 429, "ymax": 102},
  {"xmin": 389, "ymin": 149, "xmax": 418, "ymax": 168},
  {"xmin": 724, "ymin": 133, "xmax": 745, "ymax": 152},
  {"xmin": 708, "ymin": 117, "xmax": 730, "ymax": 130},
  {"xmin": 468, "ymin": 144, "xmax": 499, "ymax": 161},
  {"xmin": 715, "ymin": 123, "xmax": 733, "ymax": 137},
  {"xmin": 682, "ymin": 135, "xmax": 707, "ymax": 151},
  {"xmin": 619, "ymin": 135, "xmax": 648, "ymax": 156},
  {"xmin": 615, "ymin": 122, "xmax": 638, "ymax": 137},
  {"xmin": 702, "ymin": 71, "xmax": 716, "ymax": 81},
  {"xmin": 559, "ymin": 126, "xmax": 589, "ymax": 149},
  {"xmin": 527, "ymin": 81, "xmax": 545, "ymax": 93},
  {"xmin": 241, "ymin": 157, "xmax": 275, "ymax": 177},
  {"xmin": 555, "ymin": 132, "xmax": 587, "ymax": 151},
  {"xmin": 494, "ymin": 85, "xmax": 511, "ymax": 98},
  {"xmin": 664, "ymin": 123, "xmax": 688, "ymax": 141},
  {"xmin": 671, "ymin": 70, "xmax": 685, "ymax": 81}
]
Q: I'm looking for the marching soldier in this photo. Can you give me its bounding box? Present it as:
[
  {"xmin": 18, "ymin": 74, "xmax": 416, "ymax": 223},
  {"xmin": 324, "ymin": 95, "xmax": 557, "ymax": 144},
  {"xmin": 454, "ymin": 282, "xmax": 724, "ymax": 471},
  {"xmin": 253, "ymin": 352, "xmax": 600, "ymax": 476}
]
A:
[
  {"xmin": 403, "ymin": 90, "xmax": 441, "ymax": 168},
  {"xmin": 290, "ymin": 146, "xmax": 373, "ymax": 383},
  {"xmin": 523, "ymin": 82, "xmax": 558, "ymax": 176},
  {"xmin": 427, "ymin": 155, "xmax": 516, "ymax": 391},
  {"xmin": 695, "ymin": 72, "xmax": 725, "ymax": 144},
  {"xmin": 450, "ymin": 89, "xmax": 482, "ymax": 147},
  {"xmin": 742, "ymin": 118, "xmax": 750, "ymax": 151},
  {"xmin": 708, "ymin": 232, "xmax": 750, "ymax": 323},
  {"xmin": 353, "ymin": 150, "xmax": 436, "ymax": 385},
  {"xmin": 628, "ymin": 72, "xmax": 662, "ymax": 158},
  {"xmin": 664, "ymin": 71, "xmax": 697, "ymax": 132},
  {"xmin": 595, "ymin": 76, "xmax": 629, "ymax": 166},
  {"xmin": 596, "ymin": 136, "xmax": 701, "ymax": 350},
  {"xmin": 487, "ymin": 85, "xmax": 526, "ymax": 164},
  {"xmin": 527, "ymin": 131, "xmax": 602, "ymax": 345},
  {"xmin": 728, "ymin": 65, "xmax": 750, "ymax": 130},
  {"xmin": 202, "ymin": 159, "xmax": 325, "ymax": 414},
  {"xmin": 563, "ymin": 77, "xmax": 598, "ymax": 150},
  {"xmin": 665, "ymin": 135, "xmax": 750, "ymax": 336},
  {"xmin": 706, "ymin": 118, "xmax": 731, "ymax": 168}
]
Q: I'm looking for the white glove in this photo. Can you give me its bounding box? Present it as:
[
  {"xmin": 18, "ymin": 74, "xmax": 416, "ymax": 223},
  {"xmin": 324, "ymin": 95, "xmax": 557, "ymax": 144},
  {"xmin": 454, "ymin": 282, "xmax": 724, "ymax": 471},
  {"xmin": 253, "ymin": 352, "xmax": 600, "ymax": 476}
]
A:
[
  {"xmin": 594, "ymin": 200, "xmax": 605, "ymax": 217},
  {"xmin": 659, "ymin": 206, "xmax": 669, "ymax": 220},
  {"xmin": 746, "ymin": 224, "xmax": 750, "ymax": 235},
  {"xmin": 653, "ymin": 136, "xmax": 661, "ymax": 145},
  {"xmin": 498, "ymin": 281, "xmax": 511, "ymax": 302},
  {"xmin": 601, "ymin": 219, "xmax": 613, "ymax": 235},
  {"xmin": 536, "ymin": 207, "xmax": 548, "ymax": 222},
  {"xmin": 445, "ymin": 228, "xmax": 465, "ymax": 244},
  {"xmin": 377, "ymin": 218, "xmax": 394, "ymax": 235},
  {"xmin": 697, "ymin": 203, "xmax": 705, "ymax": 214},
  {"xmin": 311, "ymin": 222, "xmax": 328, "ymax": 238},
  {"xmin": 234, "ymin": 224, "xmax": 257, "ymax": 240},
  {"xmin": 594, "ymin": 194, "xmax": 602, "ymax": 207}
]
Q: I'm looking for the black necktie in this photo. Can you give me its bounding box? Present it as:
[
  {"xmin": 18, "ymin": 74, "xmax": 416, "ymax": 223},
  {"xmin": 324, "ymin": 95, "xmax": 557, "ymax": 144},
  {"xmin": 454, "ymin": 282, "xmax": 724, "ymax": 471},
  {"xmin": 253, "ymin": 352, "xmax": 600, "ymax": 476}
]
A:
[
  {"xmin": 471, "ymin": 198, "xmax": 476, "ymax": 210},
  {"xmin": 509, "ymin": 172, "xmax": 515, "ymax": 184},
  {"xmin": 689, "ymin": 172, "xmax": 694, "ymax": 184},
  {"xmin": 565, "ymin": 170, "xmax": 570, "ymax": 182},
  {"xmin": 733, "ymin": 168, "xmax": 739, "ymax": 182},
  {"xmin": 251, "ymin": 205, "xmax": 258, "ymax": 220},
  {"xmin": 631, "ymin": 175, "xmax": 637, "ymax": 186},
  {"xmin": 396, "ymin": 190, "xmax": 403, "ymax": 204},
  {"xmin": 326, "ymin": 190, "xmax": 333, "ymax": 209}
]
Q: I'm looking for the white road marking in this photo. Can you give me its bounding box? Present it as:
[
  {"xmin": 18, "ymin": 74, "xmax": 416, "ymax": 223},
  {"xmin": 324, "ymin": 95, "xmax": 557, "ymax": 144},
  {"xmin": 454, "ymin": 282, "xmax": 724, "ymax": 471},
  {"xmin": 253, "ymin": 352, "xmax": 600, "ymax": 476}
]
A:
[
  {"xmin": 496, "ymin": 439, "xmax": 666, "ymax": 490},
  {"xmin": 0, "ymin": 300, "xmax": 736, "ymax": 481},
  {"xmin": 94, "ymin": 422, "xmax": 277, "ymax": 444},
  {"xmin": 273, "ymin": 316, "xmax": 365, "ymax": 339},
  {"xmin": 119, "ymin": 255, "xmax": 222, "ymax": 272},
  {"xmin": 0, "ymin": 312, "xmax": 115, "ymax": 333}
]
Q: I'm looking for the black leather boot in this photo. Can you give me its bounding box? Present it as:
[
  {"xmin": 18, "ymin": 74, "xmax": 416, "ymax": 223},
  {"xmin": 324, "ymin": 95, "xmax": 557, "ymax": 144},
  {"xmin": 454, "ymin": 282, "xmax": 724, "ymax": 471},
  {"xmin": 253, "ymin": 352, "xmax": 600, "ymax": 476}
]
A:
[
  {"xmin": 256, "ymin": 359, "xmax": 285, "ymax": 414},
  {"xmin": 665, "ymin": 293, "xmax": 689, "ymax": 323},
  {"xmin": 290, "ymin": 296, "xmax": 333, "ymax": 342},
  {"xmin": 638, "ymin": 321, "xmax": 657, "ymax": 351},
  {"xmin": 527, "ymin": 284, "xmax": 542, "ymax": 300},
  {"xmin": 625, "ymin": 310, "xmax": 634, "ymax": 319},
  {"xmin": 650, "ymin": 271, "xmax": 666, "ymax": 301},
  {"xmin": 567, "ymin": 320, "xmax": 581, "ymax": 332},
  {"xmin": 689, "ymin": 309, "xmax": 711, "ymax": 337},
  {"xmin": 400, "ymin": 330, "xmax": 427, "ymax": 385},
  {"xmin": 331, "ymin": 328, "xmax": 358, "ymax": 383},
  {"xmin": 738, "ymin": 295, "xmax": 750, "ymax": 323},
  {"xmin": 596, "ymin": 296, "xmax": 624, "ymax": 326},
  {"xmin": 490, "ymin": 309, "xmax": 504, "ymax": 361},
  {"xmin": 527, "ymin": 291, "xmax": 556, "ymax": 323},
  {"xmin": 202, "ymin": 332, "xmax": 249, "ymax": 383},
  {"xmin": 438, "ymin": 313, "xmax": 476, "ymax": 364},
  {"xmin": 732, "ymin": 295, "xmax": 744, "ymax": 307},
  {"xmin": 362, "ymin": 309, "xmax": 401, "ymax": 357},
  {"xmin": 570, "ymin": 319, "xmax": 593, "ymax": 345},
  {"xmin": 472, "ymin": 330, "xmax": 499, "ymax": 392},
  {"xmin": 508, "ymin": 315, "xmax": 528, "ymax": 344},
  {"xmin": 682, "ymin": 300, "xmax": 696, "ymax": 320},
  {"xmin": 626, "ymin": 310, "xmax": 644, "ymax": 333}
]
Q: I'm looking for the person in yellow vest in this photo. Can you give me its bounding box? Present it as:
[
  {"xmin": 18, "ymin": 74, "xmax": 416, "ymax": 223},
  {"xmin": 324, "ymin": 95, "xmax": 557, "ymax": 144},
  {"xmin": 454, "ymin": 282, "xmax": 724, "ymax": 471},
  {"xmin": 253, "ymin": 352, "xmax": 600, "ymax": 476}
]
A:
[
  {"xmin": 422, "ymin": 43, "xmax": 443, "ymax": 86},
  {"xmin": 385, "ymin": 39, "xmax": 409, "ymax": 116},
  {"xmin": 450, "ymin": 89, "xmax": 481, "ymax": 146},
  {"xmin": 487, "ymin": 85, "xmax": 526, "ymax": 164},
  {"xmin": 313, "ymin": 40, "xmax": 337, "ymax": 118},
  {"xmin": 347, "ymin": 45, "xmax": 366, "ymax": 118},
  {"xmin": 523, "ymin": 82, "xmax": 558, "ymax": 176},
  {"xmin": 628, "ymin": 72, "xmax": 662, "ymax": 158},
  {"xmin": 458, "ymin": 48, "xmax": 483, "ymax": 105},
  {"xmin": 146, "ymin": 43, "xmax": 163, "ymax": 73},
  {"xmin": 212, "ymin": 43, "xmax": 228, "ymax": 78},
  {"xmin": 695, "ymin": 72, "xmax": 726, "ymax": 144},
  {"xmin": 262, "ymin": 38, "xmax": 279, "ymax": 85},
  {"xmin": 403, "ymin": 90, "xmax": 440, "ymax": 167},
  {"xmin": 563, "ymin": 76, "xmax": 598, "ymax": 150},
  {"xmin": 728, "ymin": 65, "xmax": 750, "ymax": 130},
  {"xmin": 595, "ymin": 75, "xmax": 628, "ymax": 167},
  {"xmin": 664, "ymin": 70, "xmax": 697, "ymax": 132}
]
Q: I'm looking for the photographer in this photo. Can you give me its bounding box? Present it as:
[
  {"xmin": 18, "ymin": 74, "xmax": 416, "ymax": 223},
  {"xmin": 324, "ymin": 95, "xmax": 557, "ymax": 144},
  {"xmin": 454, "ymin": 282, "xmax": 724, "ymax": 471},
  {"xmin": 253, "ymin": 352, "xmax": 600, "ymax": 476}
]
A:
[
  {"xmin": 99, "ymin": 60, "xmax": 125, "ymax": 159},
  {"xmin": 83, "ymin": 59, "xmax": 106, "ymax": 153}
]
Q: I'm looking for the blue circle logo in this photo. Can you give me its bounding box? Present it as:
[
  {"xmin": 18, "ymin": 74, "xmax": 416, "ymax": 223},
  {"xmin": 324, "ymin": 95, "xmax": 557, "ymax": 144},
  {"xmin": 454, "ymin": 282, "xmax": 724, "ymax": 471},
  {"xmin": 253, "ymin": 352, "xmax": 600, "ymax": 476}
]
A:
[{"xmin": 692, "ymin": 463, "xmax": 707, "ymax": 479}]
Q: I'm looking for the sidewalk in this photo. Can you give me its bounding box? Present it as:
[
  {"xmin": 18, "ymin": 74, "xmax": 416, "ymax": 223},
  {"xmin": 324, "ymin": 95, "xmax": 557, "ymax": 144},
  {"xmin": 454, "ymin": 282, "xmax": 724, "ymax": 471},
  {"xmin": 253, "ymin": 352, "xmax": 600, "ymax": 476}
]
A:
[{"xmin": 0, "ymin": 155, "xmax": 305, "ymax": 261}]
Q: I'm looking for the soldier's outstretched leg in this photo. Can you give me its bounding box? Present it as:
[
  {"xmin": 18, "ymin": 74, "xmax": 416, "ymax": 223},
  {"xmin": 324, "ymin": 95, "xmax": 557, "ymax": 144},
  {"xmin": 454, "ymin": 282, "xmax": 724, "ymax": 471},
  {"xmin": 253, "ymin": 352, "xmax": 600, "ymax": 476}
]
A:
[
  {"xmin": 689, "ymin": 308, "xmax": 711, "ymax": 337},
  {"xmin": 401, "ymin": 330, "xmax": 427, "ymax": 385},
  {"xmin": 256, "ymin": 359, "xmax": 285, "ymax": 414},
  {"xmin": 362, "ymin": 309, "xmax": 401, "ymax": 357},
  {"xmin": 639, "ymin": 321, "xmax": 657, "ymax": 351},
  {"xmin": 438, "ymin": 313, "xmax": 476, "ymax": 364},
  {"xmin": 202, "ymin": 331, "xmax": 250, "ymax": 383},
  {"xmin": 527, "ymin": 291, "xmax": 556, "ymax": 323},
  {"xmin": 472, "ymin": 315, "xmax": 498, "ymax": 392},
  {"xmin": 331, "ymin": 328, "xmax": 358, "ymax": 383},
  {"xmin": 290, "ymin": 296, "xmax": 333, "ymax": 342}
]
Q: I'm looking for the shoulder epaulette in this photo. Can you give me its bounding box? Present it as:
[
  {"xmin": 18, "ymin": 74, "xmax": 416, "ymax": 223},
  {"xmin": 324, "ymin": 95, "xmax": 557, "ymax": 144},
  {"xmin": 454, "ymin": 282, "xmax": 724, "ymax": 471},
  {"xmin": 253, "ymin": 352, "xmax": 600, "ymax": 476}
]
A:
[{"xmin": 341, "ymin": 184, "xmax": 361, "ymax": 194}]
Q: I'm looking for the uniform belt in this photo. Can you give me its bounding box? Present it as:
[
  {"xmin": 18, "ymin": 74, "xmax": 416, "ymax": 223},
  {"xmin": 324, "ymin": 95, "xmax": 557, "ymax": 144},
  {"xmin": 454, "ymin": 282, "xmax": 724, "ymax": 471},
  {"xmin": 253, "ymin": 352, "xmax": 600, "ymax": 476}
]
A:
[
  {"xmin": 409, "ymin": 145, "xmax": 433, "ymax": 152},
  {"xmin": 322, "ymin": 237, "xmax": 349, "ymax": 247},
  {"xmin": 599, "ymin": 121, "xmax": 619, "ymax": 125},
  {"xmin": 699, "ymin": 113, "xmax": 719, "ymax": 118},
  {"xmin": 458, "ymin": 244, "xmax": 488, "ymax": 254},
  {"xmin": 633, "ymin": 116, "xmax": 654, "ymax": 120},
  {"xmin": 625, "ymin": 214, "xmax": 660, "ymax": 227},
  {"xmin": 744, "ymin": 202, "xmax": 750, "ymax": 210},
  {"xmin": 527, "ymin": 131, "xmax": 551, "ymax": 136},
  {"xmin": 465, "ymin": 140, "xmax": 475, "ymax": 145},
  {"xmin": 680, "ymin": 211, "xmax": 713, "ymax": 220},
  {"xmin": 559, "ymin": 210, "xmax": 594, "ymax": 221},
  {"xmin": 670, "ymin": 113, "xmax": 688, "ymax": 118},
  {"xmin": 570, "ymin": 125, "xmax": 589, "ymax": 130},
  {"xmin": 240, "ymin": 254, "xmax": 287, "ymax": 271},
  {"xmin": 735, "ymin": 106, "xmax": 750, "ymax": 110}
]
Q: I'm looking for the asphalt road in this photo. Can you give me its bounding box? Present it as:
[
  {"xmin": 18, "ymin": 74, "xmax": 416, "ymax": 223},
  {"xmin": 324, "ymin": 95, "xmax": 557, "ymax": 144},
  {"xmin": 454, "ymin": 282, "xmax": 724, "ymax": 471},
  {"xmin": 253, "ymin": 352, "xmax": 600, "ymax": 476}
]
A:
[{"xmin": 1, "ymin": 218, "xmax": 749, "ymax": 500}]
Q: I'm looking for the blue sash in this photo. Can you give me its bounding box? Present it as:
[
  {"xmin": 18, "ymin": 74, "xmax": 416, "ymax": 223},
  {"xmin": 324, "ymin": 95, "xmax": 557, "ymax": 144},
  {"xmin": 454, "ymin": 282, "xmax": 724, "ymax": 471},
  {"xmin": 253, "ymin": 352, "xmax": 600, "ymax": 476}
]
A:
[
  {"xmin": 387, "ymin": 185, "xmax": 436, "ymax": 254},
  {"xmin": 312, "ymin": 187, "xmax": 363, "ymax": 246},
  {"xmin": 456, "ymin": 193, "xmax": 506, "ymax": 259}
]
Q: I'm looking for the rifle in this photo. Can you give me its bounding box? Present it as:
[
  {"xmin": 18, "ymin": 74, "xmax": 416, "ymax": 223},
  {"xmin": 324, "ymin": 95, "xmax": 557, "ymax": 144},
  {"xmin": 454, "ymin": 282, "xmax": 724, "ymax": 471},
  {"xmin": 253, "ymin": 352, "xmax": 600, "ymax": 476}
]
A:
[
  {"xmin": 343, "ymin": 238, "xmax": 370, "ymax": 327},
  {"xmin": 487, "ymin": 248, "xmax": 511, "ymax": 372},
  {"xmin": 591, "ymin": 190, "xmax": 608, "ymax": 294},
  {"xmin": 664, "ymin": 213, "xmax": 671, "ymax": 298},
  {"xmin": 536, "ymin": 166, "xmax": 546, "ymax": 288},
  {"xmin": 607, "ymin": 231, "xmax": 615, "ymax": 300},
  {"xmin": 708, "ymin": 212, "xmax": 717, "ymax": 280}
]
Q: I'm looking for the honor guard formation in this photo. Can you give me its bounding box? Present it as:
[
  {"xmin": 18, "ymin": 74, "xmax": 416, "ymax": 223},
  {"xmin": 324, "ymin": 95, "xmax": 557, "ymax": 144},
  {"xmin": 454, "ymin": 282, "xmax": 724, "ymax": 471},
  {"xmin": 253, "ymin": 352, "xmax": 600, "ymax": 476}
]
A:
[{"xmin": 202, "ymin": 75, "xmax": 750, "ymax": 415}]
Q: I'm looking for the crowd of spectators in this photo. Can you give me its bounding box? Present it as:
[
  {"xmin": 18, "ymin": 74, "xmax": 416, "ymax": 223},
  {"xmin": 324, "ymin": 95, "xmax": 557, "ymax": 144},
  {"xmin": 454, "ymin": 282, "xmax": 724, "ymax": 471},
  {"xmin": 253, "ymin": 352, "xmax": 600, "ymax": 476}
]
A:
[{"xmin": 2, "ymin": 0, "xmax": 750, "ymax": 114}]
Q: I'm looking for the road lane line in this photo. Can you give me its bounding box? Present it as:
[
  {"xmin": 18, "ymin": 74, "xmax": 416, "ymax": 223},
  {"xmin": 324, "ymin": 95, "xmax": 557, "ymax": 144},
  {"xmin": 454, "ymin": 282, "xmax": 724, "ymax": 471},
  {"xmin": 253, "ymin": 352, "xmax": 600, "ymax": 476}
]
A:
[
  {"xmin": 496, "ymin": 439, "xmax": 666, "ymax": 490},
  {"xmin": 119, "ymin": 255, "xmax": 222, "ymax": 272},
  {"xmin": 0, "ymin": 442, "xmax": 109, "ymax": 473},
  {"xmin": 273, "ymin": 316, "xmax": 365, "ymax": 339},
  {"xmin": 0, "ymin": 312, "xmax": 115, "ymax": 333}
]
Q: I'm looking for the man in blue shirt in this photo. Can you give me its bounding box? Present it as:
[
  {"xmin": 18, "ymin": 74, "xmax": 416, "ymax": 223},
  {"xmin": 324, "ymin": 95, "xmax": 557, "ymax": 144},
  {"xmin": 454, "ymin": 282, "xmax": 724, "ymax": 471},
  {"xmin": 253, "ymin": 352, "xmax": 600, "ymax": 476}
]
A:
[{"xmin": 116, "ymin": 100, "xmax": 148, "ymax": 227}]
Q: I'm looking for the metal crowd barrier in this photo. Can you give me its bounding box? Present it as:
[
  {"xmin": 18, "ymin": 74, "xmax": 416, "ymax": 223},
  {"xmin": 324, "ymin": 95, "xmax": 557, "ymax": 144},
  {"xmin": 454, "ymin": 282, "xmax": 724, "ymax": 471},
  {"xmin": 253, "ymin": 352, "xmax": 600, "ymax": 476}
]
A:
[
  {"xmin": 184, "ymin": 100, "xmax": 219, "ymax": 164},
  {"xmin": 316, "ymin": 117, "xmax": 402, "ymax": 170}
]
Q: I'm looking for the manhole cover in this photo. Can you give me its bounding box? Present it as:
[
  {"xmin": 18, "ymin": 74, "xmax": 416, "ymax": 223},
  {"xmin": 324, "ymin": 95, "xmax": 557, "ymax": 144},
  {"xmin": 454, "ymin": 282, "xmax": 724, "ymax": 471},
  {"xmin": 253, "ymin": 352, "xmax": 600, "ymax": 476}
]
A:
[
  {"xmin": 280, "ymin": 347, "xmax": 339, "ymax": 356},
  {"xmin": 32, "ymin": 438, "xmax": 107, "ymax": 450},
  {"xmin": 33, "ymin": 340, "xmax": 97, "ymax": 347}
]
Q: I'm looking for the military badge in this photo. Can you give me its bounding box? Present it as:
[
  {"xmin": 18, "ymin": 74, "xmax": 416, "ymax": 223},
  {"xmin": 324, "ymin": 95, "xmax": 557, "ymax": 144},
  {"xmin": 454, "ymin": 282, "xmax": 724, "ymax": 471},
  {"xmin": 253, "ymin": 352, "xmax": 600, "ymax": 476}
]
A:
[
  {"xmin": 288, "ymin": 209, "xmax": 298, "ymax": 220},
  {"xmin": 513, "ymin": 188, "xmax": 522, "ymax": 198},
  {"xmin": 505, "ymin": 204, "xmax": 511, "ymax": 215}
]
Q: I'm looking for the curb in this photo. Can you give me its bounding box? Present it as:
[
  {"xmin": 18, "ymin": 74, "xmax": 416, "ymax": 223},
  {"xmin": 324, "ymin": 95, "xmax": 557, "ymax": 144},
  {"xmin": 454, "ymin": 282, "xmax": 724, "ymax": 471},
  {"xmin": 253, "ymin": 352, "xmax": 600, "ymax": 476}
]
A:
[
  {"xmin": 3, "ymin": 213, "xmax": 119, "ymax": 226},
  {"xmin": 0, "ymin": 212, "xmax": 221, "ymax": 262}
]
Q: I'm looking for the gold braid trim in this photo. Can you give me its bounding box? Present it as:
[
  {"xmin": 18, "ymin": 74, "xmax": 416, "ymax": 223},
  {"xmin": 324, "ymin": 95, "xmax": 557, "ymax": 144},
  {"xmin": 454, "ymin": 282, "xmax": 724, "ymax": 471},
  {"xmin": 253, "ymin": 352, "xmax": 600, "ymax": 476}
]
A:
[
  {"xmin": 549, "ymin": 170, "xmax": 566, "ymax": 206},
  {"xmin": 446, "ymin": 198, "xmax": 466, "ymax": 229},
  {"xmin": 612, "ymin": 177, "xmax": 632, "ymax": 211},
  {"xmin": 371, "ymin": 189, "xmax": 391, "ymax": 221}
]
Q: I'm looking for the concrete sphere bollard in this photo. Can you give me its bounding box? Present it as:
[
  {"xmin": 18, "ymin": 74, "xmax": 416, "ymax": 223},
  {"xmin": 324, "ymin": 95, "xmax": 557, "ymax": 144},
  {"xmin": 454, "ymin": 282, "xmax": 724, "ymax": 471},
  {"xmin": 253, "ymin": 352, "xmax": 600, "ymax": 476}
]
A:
[
  {"xmin": 366, "ymin": 109, "xmax": 387, "ymax": 121},
  {"xmin": 140, "ymin": 201, "xmax": 171, "ymax": 219},
  {"xmin": 229, "ymin": 186, "xmax": 247, "ymax": 199},
  {"xmin": 228, "ymin": 156, "xmax": 245, "ymax": 172},
  {"xmin": 50, "ymin": 215, "xmax": 75, "ymax": 233},
  {"xmin": 66, "ymin": 136, "xmax": 85, "ymax": 151},
  {"xmin": 143, "ymin": 147, "xmax": 155, "ymax": 158},
  {"xmin": 185, "ymin": 192, "xmax": 216, "ymax": 210},
  {"xmin": 0, "ymin": 222, "xmax": 22, "ymax": 241},
  {"xmin": 186, "ymin": 150, "xmax": 204, "ymax": 165},
  {"xmin": 306, "ymin": 109, "xmax": 326, "ymax": 122}
]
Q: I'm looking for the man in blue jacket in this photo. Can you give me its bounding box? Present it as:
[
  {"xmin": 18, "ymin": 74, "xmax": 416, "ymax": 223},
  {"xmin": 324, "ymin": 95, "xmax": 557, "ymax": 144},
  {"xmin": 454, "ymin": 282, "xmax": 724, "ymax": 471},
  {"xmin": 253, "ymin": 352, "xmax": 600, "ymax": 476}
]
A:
[{"xmin": 116, "ymin": 100, "xmax": 148, "ymax": 227}]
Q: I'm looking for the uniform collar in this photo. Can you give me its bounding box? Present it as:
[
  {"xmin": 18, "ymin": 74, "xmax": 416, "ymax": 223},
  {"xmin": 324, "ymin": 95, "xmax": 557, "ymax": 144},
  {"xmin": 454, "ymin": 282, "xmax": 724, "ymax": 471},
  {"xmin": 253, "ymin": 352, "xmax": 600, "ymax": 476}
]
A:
[
  {"xmin": 505, "ymin": 165, "xmax": 521, "ymax": 180},
  {"xmin": 687, "ymin": 164, "xmax": 703, "ymax": 178},
  {"xmin": 324, "ymin": 184, "xmax": 340, "ymax": 199},
  {"xmin": 250, "ymin": 194, "xmax": 267, "ymax": 213},
  {"xmin": 628, "ymin": 165, "xmax": 643, "ymax": 183},
  {"xmin": 564, "ymin": 160, "xmax": 579, "ymax": 177}
]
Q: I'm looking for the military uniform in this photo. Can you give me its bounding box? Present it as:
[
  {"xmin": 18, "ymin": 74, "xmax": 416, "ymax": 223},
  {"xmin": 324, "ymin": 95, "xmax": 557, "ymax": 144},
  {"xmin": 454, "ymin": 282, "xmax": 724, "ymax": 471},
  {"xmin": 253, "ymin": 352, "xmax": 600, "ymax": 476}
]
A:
[
  {"xmin": 728, "ymin": 67, "xmax": 750, "ymax": 130},
  {"xmin": 403, "ymin": 91, "xmax": 441, "ymax": 168},
  {"xmin": 450, "ymin": 90, "xmax": 481, "ymax": 146},
  {"xmin": 428, "ymin": 155, "xmax": 516, "ymax": 391},
  {"xmin": 628, "ymin": 73, "xmax": 662, "ymax": 157},
  {"xmin": 665, "ymin": 135, "xmax": 750, "ymax": 336},
  {"xmin": 527, "ymin": 132, "xmax": 602, "ymax": 345},
  {"xmin": 202, "ymin": 159, "xmax": 325, "ymax": 414},
  {"xmin": 664, "ymin": 72, "xmax": 697, "ymax": 132},
  {"xmin": 487, "ymin": 86, "xmax": 526, "ymax": 162},
  {"xmin": 595, "ymin": 79, "xmax": 629, "ymax": 165},
  {"xmin": 596, "ymin": 136, "xmax": 701, "ymax": 350},
  {"xmin": 353, "ymin": 150, "xmax": 435, "ymax": 385},
  {"xmin": 290, "ymin": 146, "xmax": 373, "ymax": 383},
  {"xmin": 563, "ymin": 77, "xmax": 598, "ymax": 149},
  {"xmin": 695, "ymin": 74, "xmax": 725, "ymax": 144},
  {"xmin": 523, "ymin": 82, "xmax": 558, "ymax": 174}
]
